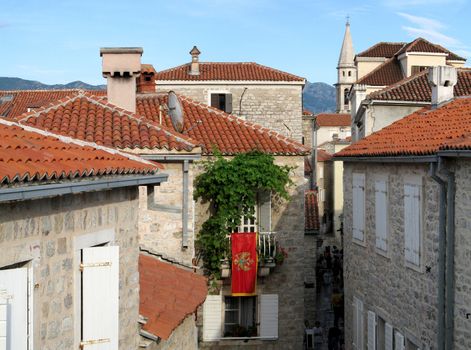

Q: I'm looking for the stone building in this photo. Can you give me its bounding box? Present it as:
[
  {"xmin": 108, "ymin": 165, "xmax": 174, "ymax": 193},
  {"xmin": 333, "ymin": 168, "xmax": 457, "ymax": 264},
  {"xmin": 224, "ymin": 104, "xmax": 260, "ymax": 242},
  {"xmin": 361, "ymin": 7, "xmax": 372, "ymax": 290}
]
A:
[
  {"xmin": 153, "ymin": 47, "xmax": 306, "ymax": 142},
  {"xmin": 0, "ymin": 118, "xmax": 166, "ymax": 349},
  {"xmin": 335, "ymin": 68, "xmax": 471, "ymax": 350}
]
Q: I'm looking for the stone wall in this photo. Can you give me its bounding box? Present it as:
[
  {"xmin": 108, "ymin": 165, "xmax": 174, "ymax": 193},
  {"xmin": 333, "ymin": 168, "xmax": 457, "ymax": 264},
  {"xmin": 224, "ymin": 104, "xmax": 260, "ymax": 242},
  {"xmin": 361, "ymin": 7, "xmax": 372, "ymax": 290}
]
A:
[
  {"xmin": 343, "ymin": 162, "xmax": 439, "ymax": 350},
  {"xmin": 156, "ymin": 84, "xmax": 304, "ymax": 142},
  {"xmin": 139, "ymin": 161, "xmax": 195, "ymax": 266},
  {"xmin": 0, "ymin": 188, "xmax": 140, "ymax": 350},
  {"xmin": 147, "ymin": 314, "xmax": 198, "ymax": 350},
  {"xmin": 196, "ymin": 155, "xmax": 311, "ymax": 349}
]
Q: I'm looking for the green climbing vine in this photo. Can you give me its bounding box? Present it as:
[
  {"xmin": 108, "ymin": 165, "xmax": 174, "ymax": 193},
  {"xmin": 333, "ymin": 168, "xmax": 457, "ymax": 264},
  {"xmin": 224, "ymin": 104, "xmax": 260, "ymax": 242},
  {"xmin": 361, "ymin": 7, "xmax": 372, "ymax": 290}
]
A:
[{"xmin": 194, "ymin": 150, "xmax": 293, "ymax": 278}]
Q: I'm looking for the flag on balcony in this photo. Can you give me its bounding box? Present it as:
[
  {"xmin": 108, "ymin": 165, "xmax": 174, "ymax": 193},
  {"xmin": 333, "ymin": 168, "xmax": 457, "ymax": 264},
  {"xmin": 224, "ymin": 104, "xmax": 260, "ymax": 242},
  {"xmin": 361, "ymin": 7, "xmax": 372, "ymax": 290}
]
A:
[{"xmin": 231, "ymin": 232, "xmax": 258, "ymax": 296}]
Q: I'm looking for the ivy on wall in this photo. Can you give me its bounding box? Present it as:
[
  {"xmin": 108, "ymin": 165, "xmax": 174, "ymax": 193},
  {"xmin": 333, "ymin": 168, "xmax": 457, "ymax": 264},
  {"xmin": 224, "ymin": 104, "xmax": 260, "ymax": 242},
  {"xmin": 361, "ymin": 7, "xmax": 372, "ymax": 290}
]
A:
[{"xmin": 194, "ymin": 150, "xmax": 293, "ymax": 278}]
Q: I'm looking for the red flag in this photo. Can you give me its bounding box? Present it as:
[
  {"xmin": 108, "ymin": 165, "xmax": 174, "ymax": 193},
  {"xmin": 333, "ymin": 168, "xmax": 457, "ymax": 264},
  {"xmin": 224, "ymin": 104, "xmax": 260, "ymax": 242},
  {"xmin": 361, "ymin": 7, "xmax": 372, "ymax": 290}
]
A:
[{"xmin": 231, "ymin": 232, "xmax": 258, "ymax": 296}]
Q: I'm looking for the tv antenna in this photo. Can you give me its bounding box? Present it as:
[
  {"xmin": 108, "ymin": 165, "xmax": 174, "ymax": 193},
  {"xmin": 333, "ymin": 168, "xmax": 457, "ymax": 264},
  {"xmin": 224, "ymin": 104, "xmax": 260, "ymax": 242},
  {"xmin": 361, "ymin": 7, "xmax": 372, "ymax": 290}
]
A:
[{"xmin": 167, "ymin": 91, "xmax": 184, "ymax": 133}]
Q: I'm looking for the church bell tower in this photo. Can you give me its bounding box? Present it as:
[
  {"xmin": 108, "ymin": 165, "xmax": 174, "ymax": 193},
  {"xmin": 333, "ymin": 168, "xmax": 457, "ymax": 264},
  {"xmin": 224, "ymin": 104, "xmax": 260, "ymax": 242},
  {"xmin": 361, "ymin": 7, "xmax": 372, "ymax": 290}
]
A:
[{"xmin": 335, "ymin": 19, "xmax": 356, "ymax": 113}]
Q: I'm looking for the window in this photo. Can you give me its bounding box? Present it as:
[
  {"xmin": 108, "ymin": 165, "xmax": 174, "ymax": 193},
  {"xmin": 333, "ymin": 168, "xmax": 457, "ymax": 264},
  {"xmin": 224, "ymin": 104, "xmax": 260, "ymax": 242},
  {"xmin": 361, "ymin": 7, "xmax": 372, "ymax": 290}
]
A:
[
  {"xmin": 394, "ymin": 331, "xmax": 405, "ymax": 350},
  {"xmin": 352, "ymin": 173, "xmax": 365, "ymax": 242},
  {"xmin": 375, "ymin": 179, "xmax": 388, "ymax": 252},
  {"xmin": 224, "ymin": 296, "xmax": 257, "ymax": 337},
  {"xmin": 344, "ymin": 89, "xmax": 349, "ymax": 107},
  {"xmin": 411, "ymin": 66, "xmax": 429, "ymax": 75},
  {"xmin": 352, "ymin": 297, "xmax": 364, "ymax": 350},
  {"xmin": 348, "ymin": 71, "xmax": 352, "ymax": 77},
  {"xmin": 367, "ymin": 311, "xmax": 376, "ymax": 350},
  {"xmin": 0, "ymin": 264, "xmax": 32, "ymax": 350},
  {"xmin": 235, "ymin": 205, "xmax": 258, "ymax": 233},
  {"xmin": 210, "ymin": 93, "xmax": 233, "ymax": 113},
  {"xmin": 406, "ymin": 338, "xmax": 421, "ymax": 350},
  {"xmin": 404, "ymin": 177, "xmax": 422, "ymax": 267},
  {"xmin": 233, "ymin": 191, "xmax": 271, "ymax": 233}
]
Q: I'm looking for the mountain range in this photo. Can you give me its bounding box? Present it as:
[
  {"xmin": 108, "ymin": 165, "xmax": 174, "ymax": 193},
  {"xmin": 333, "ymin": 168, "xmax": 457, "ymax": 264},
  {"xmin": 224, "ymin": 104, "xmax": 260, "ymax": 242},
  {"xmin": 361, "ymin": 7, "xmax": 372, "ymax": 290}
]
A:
[{"xmin": 0, "ymin": 77, "xmax": 336, "ymax": 113}]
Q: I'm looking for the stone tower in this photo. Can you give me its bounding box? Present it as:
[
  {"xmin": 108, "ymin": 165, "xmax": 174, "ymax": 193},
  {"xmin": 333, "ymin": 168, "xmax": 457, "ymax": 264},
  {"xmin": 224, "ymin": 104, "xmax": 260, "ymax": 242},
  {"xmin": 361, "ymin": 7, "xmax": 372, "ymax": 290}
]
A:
[{"xmin": 335, "ymin": 20, "xmax": 356, "ymax": 113}]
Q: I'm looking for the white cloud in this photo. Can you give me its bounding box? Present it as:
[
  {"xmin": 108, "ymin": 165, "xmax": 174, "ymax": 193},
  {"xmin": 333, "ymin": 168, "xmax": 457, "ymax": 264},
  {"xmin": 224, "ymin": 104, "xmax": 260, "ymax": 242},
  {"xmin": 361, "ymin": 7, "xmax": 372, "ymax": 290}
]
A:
[{"xmin": 384, "ymin": 0, "xmax": 464, "ymax": 7}]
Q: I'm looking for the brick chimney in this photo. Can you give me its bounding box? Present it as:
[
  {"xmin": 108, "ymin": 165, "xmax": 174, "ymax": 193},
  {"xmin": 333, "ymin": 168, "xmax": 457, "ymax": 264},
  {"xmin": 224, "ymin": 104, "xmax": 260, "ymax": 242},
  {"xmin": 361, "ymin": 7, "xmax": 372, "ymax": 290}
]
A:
[
  {"xmin": 100, "ymin": 47, "xmax": 143, "ymax": 112},
  {"xmin": 137, "ymin": 64, "xmax": 157, "ymax": 93},
  {"xmin": 189, "ymin": 46, "xmax": 201, "ymax": 76},
  {"xmin": 428, "ymin": 66, "xmax": 457, "ymax": 108}
]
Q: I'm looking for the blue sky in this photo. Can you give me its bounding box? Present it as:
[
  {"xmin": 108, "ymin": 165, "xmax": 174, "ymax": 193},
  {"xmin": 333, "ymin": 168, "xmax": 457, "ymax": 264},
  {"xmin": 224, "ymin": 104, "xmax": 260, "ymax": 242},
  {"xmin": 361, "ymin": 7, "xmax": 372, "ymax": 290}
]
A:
[{"xmin": 0, "ymin": 0, "xmax": 470, "ymax": 85}]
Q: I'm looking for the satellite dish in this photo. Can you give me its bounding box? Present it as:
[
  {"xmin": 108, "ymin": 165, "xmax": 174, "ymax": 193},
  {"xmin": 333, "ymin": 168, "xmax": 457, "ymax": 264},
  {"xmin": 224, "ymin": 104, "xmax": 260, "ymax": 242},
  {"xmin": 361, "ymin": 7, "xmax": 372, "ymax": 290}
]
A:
[{"xmin": 167, "ymin": 91, "xmax": 184, "ymax": 133}]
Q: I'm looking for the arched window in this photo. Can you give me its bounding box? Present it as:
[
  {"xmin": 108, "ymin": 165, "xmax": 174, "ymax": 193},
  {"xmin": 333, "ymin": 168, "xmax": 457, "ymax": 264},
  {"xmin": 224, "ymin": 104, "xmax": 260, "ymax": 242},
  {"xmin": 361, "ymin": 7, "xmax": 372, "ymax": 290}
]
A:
[
  {"xmin": 344, "ymin": 89, "xmax": 349, "ymax": 107},
  {"xmin": 348, "ymin": 71, "xmax": 351, "ymax": 77},
  {"xmin": 342, "ymin": 71, "xmax": 345, "ymax": 77}
]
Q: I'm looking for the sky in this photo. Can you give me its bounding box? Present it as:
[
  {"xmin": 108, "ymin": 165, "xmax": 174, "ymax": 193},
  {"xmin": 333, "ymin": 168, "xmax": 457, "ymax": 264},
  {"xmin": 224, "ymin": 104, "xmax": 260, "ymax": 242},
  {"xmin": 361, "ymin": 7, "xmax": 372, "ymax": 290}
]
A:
[{"xmin": 0, "ymin": 0, "xmax": 470, "ymax": 86}]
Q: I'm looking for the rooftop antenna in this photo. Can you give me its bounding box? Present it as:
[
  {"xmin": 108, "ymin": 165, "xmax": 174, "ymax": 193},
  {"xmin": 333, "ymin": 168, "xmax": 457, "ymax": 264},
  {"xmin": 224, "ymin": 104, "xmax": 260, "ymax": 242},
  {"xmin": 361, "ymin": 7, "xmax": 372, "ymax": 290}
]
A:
[{"xmin": 167, "ymin": 91, "xmax": 184, "ymax": 133}]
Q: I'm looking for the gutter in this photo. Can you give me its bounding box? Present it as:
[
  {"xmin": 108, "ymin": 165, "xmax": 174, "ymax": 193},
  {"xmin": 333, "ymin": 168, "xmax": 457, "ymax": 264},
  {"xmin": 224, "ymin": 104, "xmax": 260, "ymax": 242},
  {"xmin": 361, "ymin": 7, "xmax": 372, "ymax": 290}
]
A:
[
  {"xmin": 334, "ymin": 155, "xmax": 437, "ymax": 163},
  {"xmin": 0, "ymin": 174, "xmax": 168, "ymax": 203}
]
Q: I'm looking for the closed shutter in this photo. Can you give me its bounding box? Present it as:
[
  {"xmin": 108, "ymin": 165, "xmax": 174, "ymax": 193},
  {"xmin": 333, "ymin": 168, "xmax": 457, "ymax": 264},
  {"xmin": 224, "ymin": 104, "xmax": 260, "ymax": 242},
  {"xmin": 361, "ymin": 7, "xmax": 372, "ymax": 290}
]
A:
[
  {"xmin": 225, "ymin": 94, "xmax": 233, "ymax": 114},
  {"xmin": 358, "ymin": 299, "xmax": 364, "ymax": 350},
  {"xmin": 394, "ymin": 331, "xmax": 405, "ymax": 350},
  {"xmin": 352, "ymin": 174, "xmax": 365, "ymax": 241},
  {"xmin": 375, "ymin": 180, "xmax": 388, "ymax": 251},
  {"xmin": 258, "ymin": 191, "xmax": 271, "ymax": 233},
  {"xmin": 203, "ymin": 295, "xmax": 222, "ymax": 341},
  {"xmin": 0, "ymin": 293, "xmax": 7, "ymax": 350},
  {"xmin": 352, "ymin": 299, "xmax": 358, "ymax": 349},
  {"xmin": 404, "ymin": 184, "xmax": 421, "ymax": 265},
  {"xmin": 260, "ymin": 294, "xmax": 278, "ymax": 339},
  {"xmin": 81, "ymin": 246, "xmax": 119, "ymax": 350},
  {"xmin": 385, "ymin": 323, "xmax": 393, "ymax": 350},
  {"xmin": 367, "ymin": 311, "xmax": 376, "ymax": 349},
  {"xmin": 0, "ymin": 268, "xmax": 28, "ymax": 350},
  {"xmin": 210, "ymin": 94, "xmax": 219, "ymax": 108}
]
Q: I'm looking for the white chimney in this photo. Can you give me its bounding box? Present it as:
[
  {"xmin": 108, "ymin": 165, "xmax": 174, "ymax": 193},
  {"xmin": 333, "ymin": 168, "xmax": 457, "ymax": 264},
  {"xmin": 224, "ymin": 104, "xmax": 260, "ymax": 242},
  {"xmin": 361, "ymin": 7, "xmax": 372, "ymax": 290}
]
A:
[
  {"xmin": 189, "ymin": 46, "xmax": 201, "ymax": 76},
  {"xmin": 100, "ymin": 47, "xmax": 143, "ymax": 113},
  {"xmin": 428, "ymin": 66, "xmax": 457, "ymax": 108},
  {"xmin": 351, "ymin": 84, "xmax": 367, "ymax": 115}
]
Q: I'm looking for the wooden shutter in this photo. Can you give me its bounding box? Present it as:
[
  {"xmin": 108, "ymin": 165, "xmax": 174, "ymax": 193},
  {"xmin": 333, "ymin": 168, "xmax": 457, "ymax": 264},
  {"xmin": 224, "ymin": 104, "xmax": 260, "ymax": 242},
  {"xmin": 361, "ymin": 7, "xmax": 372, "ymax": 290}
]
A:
[
  {"xmin": 0, "ymin": 293, "xmax": 7, "ymax": 350},
  {"xmin": 81, "ymin": 246, "xmax": 119, "ymax": 349},
  {"xmin": 394, "ymin": 331, "xmax": 405, "ymax": 350},
  {"xmin": 210, "ymin": 94, "xmax": 219, "ymax": 108},
  {"xmin": 404, "ymin": 183, "xmax": 421, "ymax": 265},
  {"xmin": 258, "ymin": 191, "xmax": 271, "ymax": 233},
  {"xmin": 367, "ymin": 311, "xmax": 376, "ymax": 350},
  {"xmin": 0, "ymin": 268, "xmax": 28, "ymax": 350},
  {"xmin": 225, "ymin": 94, "xmax": 233, "ymax": 114},
  {"xmin": 352, "ymin": 174, "xmax": 365, "ymax": 241},
  {"xmin": 352, "ymin": 299, "xmax": 358, "ymax": 349},
  {"xmin": 358, "ymin": 299, "xmax": 364, "ymax": 350},
  {"xmin": 203, "ymin": 295, "xmax": 222, "ymax": 341},
  {"xmin": 260, "ymin": 294, "xmax": 278, "ymax": 339},
  {"xmin": 375, "ymin": 180, "xmax": 388, "ymax": 251},
  {"xmin": 385, "ymin": 323, "xmax": 393, "ymax": 350}
]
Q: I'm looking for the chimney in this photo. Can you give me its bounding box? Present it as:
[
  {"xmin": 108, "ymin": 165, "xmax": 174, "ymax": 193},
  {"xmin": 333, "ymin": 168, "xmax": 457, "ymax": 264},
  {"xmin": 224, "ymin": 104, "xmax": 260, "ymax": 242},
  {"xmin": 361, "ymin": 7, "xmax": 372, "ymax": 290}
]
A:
[
  {"xmin": 100, "ymin": 47, "xmax": 143, "ymax": 113},
  {"xmin": 137, "ymin": 64, "xmax": 157, "ymax": 93},
  {"xmin": 428, "ymin": 66, "xmax": 457, "ymax": 108},
  {"xmin": 189, "ymin": 46, "xmax": 201, "ymax": 76},
  {"xmin": 351, "ymin": 84, "xmax": 367, "ymax": 115}
]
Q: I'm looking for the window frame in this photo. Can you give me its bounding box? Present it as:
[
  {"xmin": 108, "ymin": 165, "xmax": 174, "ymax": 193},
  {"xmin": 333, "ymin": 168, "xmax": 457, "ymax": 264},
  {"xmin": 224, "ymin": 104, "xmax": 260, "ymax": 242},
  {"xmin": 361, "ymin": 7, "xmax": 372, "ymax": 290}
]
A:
[
  {"xmin": 207, "ymin": 90, "xmax": 232, "ymax": 113},
  {"xmin": 223, "ymin": 296, "xmax": 258, "ymax": 338},
  {"xmin": 403, "ymin": 176, "xmax": 423, "ymax": 271},
  {"xmin": 374, "ymin": 175, "xmax": 390, "ymax": 257}
]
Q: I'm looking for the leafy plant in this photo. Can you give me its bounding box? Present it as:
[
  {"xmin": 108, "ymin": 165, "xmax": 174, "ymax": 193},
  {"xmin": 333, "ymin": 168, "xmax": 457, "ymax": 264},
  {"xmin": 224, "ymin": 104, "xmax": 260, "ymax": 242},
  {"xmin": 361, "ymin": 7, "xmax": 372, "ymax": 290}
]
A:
[{"xmin": 194, "ymin": 150, "xmax": 293, "ymax": 278}]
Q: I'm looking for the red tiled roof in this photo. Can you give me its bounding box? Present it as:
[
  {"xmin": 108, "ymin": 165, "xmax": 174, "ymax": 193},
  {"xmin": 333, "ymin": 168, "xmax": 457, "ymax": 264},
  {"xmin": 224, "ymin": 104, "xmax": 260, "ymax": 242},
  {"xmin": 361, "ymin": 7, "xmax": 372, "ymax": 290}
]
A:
[
  {"xmin": 356, "ymin": 57, "xmax": 404, "ymax": 86},
  {"xmin": 137, "ymin": 94, "xmax": 310, "ymax": 155},
  {"xmin": 305, "ymin": 190, "xmax": 319, "ymax": 232},
  {"xmin": 303, "ymin": 109, "xmax": 314, "ymax": 116},
  {"xmin": 18, "ymin": 92, "xmax": 197, "ymax": 152},
  {"xmin": 0, "ymin": 89, "xmax": 106, "ymax": 118},
  {"xmin": 139, "ymin": 254, "xmax": 207, "ymax": 340},
  {"xmin": 141, "ymin": 64, "xmax": 156, "ymax": 74},
  {"xmin": 316, "ymin": 113, "xmax": 351, "ymax": 127},
  {"xmin": 318, "ymin": 149, "xmax": 333, "ymax": 161},
  {"xmin": 0, "ymin": 119, "xmax": 159, "ymax": 185},
  {"xmin": 357, "ymin": 42, "xmax": 406, "ymax": 58},
  {"xmin": 396, "ymin": 37, "xmax": 466, "ymax": 61},
  {"xmin": 336, "ymin": 97, "xmax": 471, "ymax": 158},
  {"xmin": 368, "ymin": 68, "xmax": 471, "ymax": 102},
  {"xmin": 155, "ymin": 62, "xmax": 305, "ymax": 82}
]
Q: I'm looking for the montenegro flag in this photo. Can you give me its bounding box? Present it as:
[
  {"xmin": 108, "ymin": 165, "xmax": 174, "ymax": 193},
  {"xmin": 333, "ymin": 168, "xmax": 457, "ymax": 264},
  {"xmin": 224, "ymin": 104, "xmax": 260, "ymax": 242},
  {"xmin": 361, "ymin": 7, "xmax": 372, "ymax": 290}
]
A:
[{"xmin": 231, "ymin": 232, "xmax": 258, "ymax": 296}]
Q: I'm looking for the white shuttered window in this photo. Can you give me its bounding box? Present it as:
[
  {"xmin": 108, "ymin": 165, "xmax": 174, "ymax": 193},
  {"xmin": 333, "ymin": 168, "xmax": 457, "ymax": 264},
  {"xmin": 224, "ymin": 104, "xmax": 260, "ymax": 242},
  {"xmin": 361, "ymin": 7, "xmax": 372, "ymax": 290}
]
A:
[
  {"xmin": 203, "ymin": 295, "xmax": 222, "ymax": 341},
  {"xmin": 260, "ymin": 294, "xmax": 278, "ymax": 339},
  {"xmin": 375, "ymin": 179, "xmax": 388, "ymax": 252},
  {"xmin": 367, "ymin": 311, "xmax": 376, "ymax": 349},
  {"xmin": 353, "ymin": 174, "xmax": 366, "ymax": 242},
  {"xmin": 81, "ymin": 246, "xmax": 119, "ymax": 350},
  {"xmin": 404, "ymin": 179, "xmax": 422, "ymax": 266},
  {"xmin": 385, "ymin": 323, "xmax": 393, "ymax": 350},
  {"xmin": 353, "ymin": 297, "xmax": 364, "ymax": 349},
  {"xmin": 394, "ymin": 331, "xmax": 405, "ymax": 350}
]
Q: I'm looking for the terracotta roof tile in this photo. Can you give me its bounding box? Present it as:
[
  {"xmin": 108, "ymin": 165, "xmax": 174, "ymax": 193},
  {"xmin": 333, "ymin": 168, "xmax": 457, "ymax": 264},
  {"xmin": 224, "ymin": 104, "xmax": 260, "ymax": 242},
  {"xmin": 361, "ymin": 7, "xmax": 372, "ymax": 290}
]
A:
[
  {"xmin": 356, "ymin": 57, "xmax": 404, "ymax": 86},
  {"xmin": 396, "ymin": 37, "xmax": 466, "ymax": 61},
  {"xmin": 368, "ymin": 68, "xmax": 471, "ymax": 102},
  {"xmin": 137, "ymin": 94, "xmax": 310, "ymax": 155},
  {"xmin": 139, "ymin": 254, "xmax": 207, "ymax": 340},
  {"xmin": 356, "ymin": 42, "xmax": 406, "ymax": 58},
  {"xmin": 155, "ymin": 62, "xmax": 305, "ymax": 82},
  {"xmin": 0, "ymin": 119, "xmax": 160, "ymax": 185},
  {"xmin": 303, "ymin": 109, "xmax": 314, "ymax": 116},
  {"xmin": 317, "ymin": 149, "xmax": 333, "ymax": 162},
  {"xmin": 305, "ymin": 190, "xmax": 319, "ymax": 232},
  {"xmin": 0, "ymin": 89, "xmax": 106, "ymax": 118},
  {"xmin": 336, "ymin": 97, "xmax": 471, "ymax": 158},
  {"xmin": 316, "ymin": 113, "xmax": 351, "ymax": 127},
  {"xmin": 18, "ymin": 92, "xmax": 197, "ymax": 152}
]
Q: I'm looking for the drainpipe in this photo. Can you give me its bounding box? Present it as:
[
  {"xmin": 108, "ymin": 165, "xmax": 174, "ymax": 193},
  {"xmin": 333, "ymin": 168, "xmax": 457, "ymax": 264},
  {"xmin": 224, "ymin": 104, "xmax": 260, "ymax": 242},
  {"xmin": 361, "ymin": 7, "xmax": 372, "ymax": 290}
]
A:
[
  {"xmin": 429, "ymin": 162, "xmax": 446, "ymax": 350},
  {"xmin": 182, "ymin": 160, "xmax": 189, "ymax": 248}
]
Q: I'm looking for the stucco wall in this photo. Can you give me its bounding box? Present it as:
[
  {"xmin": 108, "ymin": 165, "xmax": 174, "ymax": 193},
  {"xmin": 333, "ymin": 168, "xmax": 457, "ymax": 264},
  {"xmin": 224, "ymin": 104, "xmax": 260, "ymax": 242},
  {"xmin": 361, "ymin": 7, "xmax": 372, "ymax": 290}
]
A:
[
  {"xmin": 196, "ymin": 155, "xmax": 310, "ymax": 349},
  {"xmin": 363, "ymin": 104, "xmax": 423, "ymax": 138},
  {"xmin": 342, "ymin": 162, "xmax": 439, "ymax": 350},
  {"xmin": 0, "ymin": 188, "xmax": 140, "ymax": 350},
  {"xmin": 400, "ymin": 54, "xmax": 447, "ymax": 76},
  {"xmin": 356, "ymin": 60, "xmax": 385, "ymax": 80},
  {"xmin": 139, "ymin": 161, "xmax": 195, "ymax": 266},
  {"xmin": 156, "ymin": 83, "xmax": 304, "ymax": 142}
]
